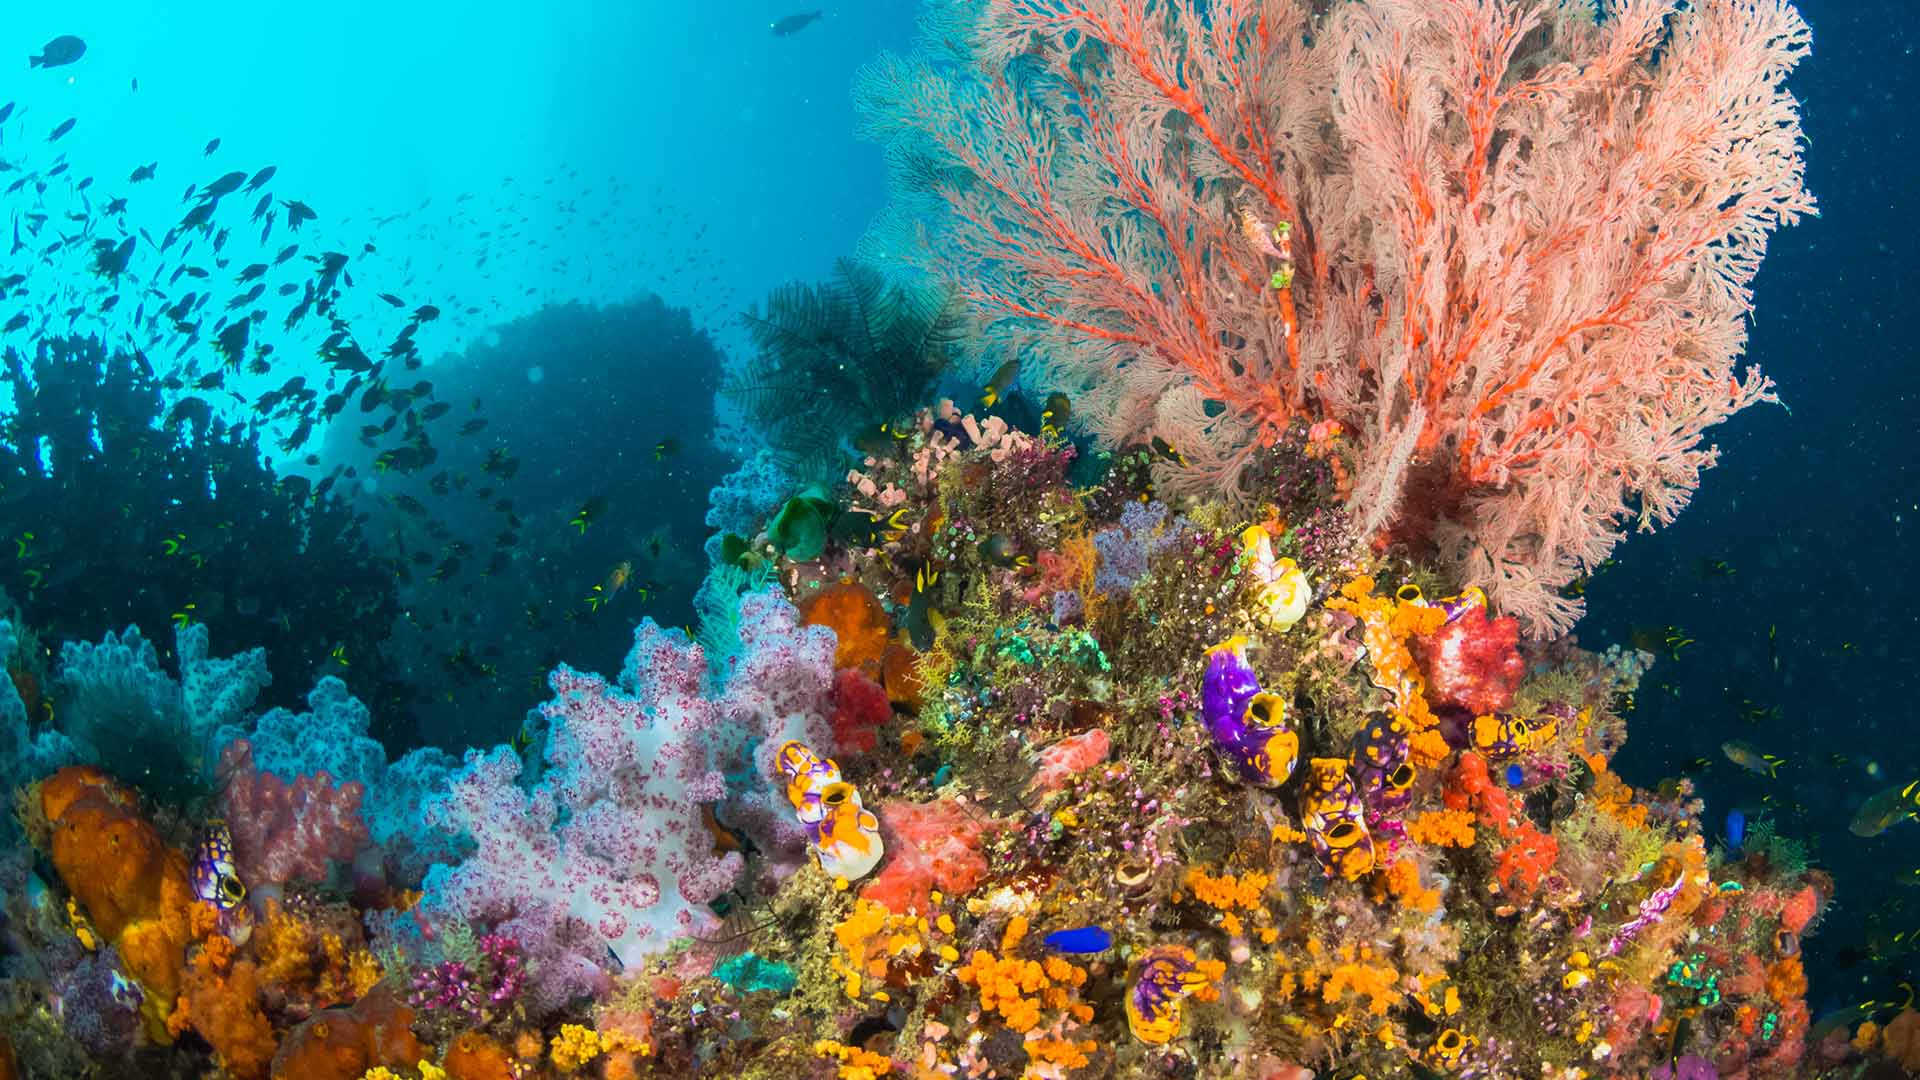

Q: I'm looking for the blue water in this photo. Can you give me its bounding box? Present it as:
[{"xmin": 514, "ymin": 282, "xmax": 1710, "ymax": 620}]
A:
[{"xmin": 1588, "ymin": 0, "xmax": 1920, "ymax": 1009}]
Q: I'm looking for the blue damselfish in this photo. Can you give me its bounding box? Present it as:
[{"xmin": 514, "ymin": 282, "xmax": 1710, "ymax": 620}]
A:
[{"xmin": 1044, "ymin": 925, "xmax": 1114, "ymax": 953}]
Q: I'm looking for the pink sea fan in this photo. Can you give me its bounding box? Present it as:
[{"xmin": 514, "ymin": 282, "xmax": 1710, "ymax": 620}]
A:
[{"xmin": 857, "ymin": 0, "xmax": 1813, "ymax": 633}]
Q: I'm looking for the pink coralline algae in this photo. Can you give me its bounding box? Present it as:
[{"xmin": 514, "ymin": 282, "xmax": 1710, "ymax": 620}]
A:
[
  {"xmin": 218, "ymin": 740, "xmax": 370, "ymax": 888},
  {"xmin": 418, "ymin": 592, "xmax": 837, "ymax": 1008}
]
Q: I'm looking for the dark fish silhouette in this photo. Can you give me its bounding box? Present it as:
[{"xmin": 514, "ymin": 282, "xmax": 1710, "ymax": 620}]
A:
[
  {"xmin": 201, "ymin": 170, "xmax": 247, "ymax": 200},
  {"xmin": 244, "ymin": 165, "xmax": 276, "ymax": 192},
  {"xmin": 129, "ymin": 162, "xmax": 156, "ymax": 183},
  {"xmin": 203, "ymin": 137, "xmax": 221, "ymax": 156},
  {"xmin": 48, "ymin": 117, "xmax": 75, "ymax": 142},
  {"xmin": 770, "ymin": 10, "xmax": 823, "ymax": 36},
  {"xmin": 0, "ymin": 103, "xmax": 14, "ymax": 124},
  {"xmin": 29, "ymin": 36, "xmax": 86, "ymax": 69},
  {"xmin": 282, "ymin": 199, "xmax": 316, "ymax": 230}
]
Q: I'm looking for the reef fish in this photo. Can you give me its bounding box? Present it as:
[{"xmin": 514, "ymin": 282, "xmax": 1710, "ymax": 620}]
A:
[
  {"xmin": 1849, "ymin": 780, "xmax": 1919, "ymax": 838},
  {"xmin": 1201, "ymin": 638, "xmax": 1298, "ymax": 786},
  {"xmin": 1722, "ymin": 739, "xmax": 1783, "ymax": 778},
  {"xmin": 191, "ymin": 820, "xmax": 247, "ymax": 911},
  {"xmin": 1126, "ymin": 945, "xmax": 1214, "ymax": 1045},
  {"xmin": 776, "ymin": 741, "xmax": 884, "ymax": 881},
  {"xmin": 770, "ymin": 10, "xmax": 823, "ymax": 36},
  {"xmin": 30, "ymin": 35, "xmax": 86, "ymax": 69},
  {"xmin": 1042, "ymin": 926, "xmax": 1113, "ymax": 954}
]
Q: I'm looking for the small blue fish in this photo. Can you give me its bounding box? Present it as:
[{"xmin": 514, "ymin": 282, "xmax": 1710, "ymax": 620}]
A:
[
  {"xmin": 1505, "ymin": 763, "xmax": 1525, "ymax": 788},
  {"xmin": 1044, "ymin": 925, "xmax": 1113, "ymax": 953},
  {"xmin": 1726, "ymin": 808, "xmax": 1746, "ymax": 850}
]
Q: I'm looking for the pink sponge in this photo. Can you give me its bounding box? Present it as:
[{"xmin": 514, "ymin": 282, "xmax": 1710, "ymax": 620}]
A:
[
  {"xmin": 861, "ymin": 798, "xmax": 995, "ymax": 914},
  {"xmin": 219, "ymin": 740, "xmax": 370, "ymax": 887}
]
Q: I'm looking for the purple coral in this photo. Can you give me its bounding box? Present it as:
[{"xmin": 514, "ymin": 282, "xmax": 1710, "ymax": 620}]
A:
[
  {"xmin": 53, "ymin": 946, "xmax": 142, "ymax": 1057},
  {"xmin": 407, "ymin": 933, "xmax": 527, "ymax": 1028},
  {"xmin": 1093, "ymin": 500, "xmax": 1180, "ymax": 595}
]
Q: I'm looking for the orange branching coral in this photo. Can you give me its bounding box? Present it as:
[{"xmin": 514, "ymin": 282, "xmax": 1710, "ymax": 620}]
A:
[
  {"xmin": 1586, "ymin": 754, "xmax": 1649, "ymax": 829},
  {"xmin": 954, "ymin": 947, "xmax": 1093, "ymax": 1033},
  {"xmin": 174, "ymin": 934, "xmax": 277, "ymax": 1080},
  {"xmin": 1375, "ymin": 860, "xmax": 1440, "ymax": 914},
  {"xmin": 1405, "ymin": 809, "xmax": 1476, "ymax": 848},
  {"xmin": 1180, "ymin": 866, "xmax": 1278, "ymax": 943},
  {"xmin": 815, "ymin": 1038, "xmax": 895, "ymax": 1079},
  {"xmin": 1301, "ymin": 940, "xmax": 1403, "ymax": 1017},
  {"xmin": 38, "ymin": 766, "xmax": 196, "ymax": 1036},
  {"xmin": 831, "ymin": 898, "xmax": 946, "ymax": 1001},
  {"xmin": 1326, "ymin": 578, "xmax": 1446, "ymax": 754},
  {"xmin": 800, "ymin": 581, "xmax": 890, "ymax": 674}
]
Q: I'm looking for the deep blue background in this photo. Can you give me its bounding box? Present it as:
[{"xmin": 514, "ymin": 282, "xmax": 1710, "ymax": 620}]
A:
[{"xmin": 1586, "ymin": 0, "xmax": 1920, "ymax": 1010}]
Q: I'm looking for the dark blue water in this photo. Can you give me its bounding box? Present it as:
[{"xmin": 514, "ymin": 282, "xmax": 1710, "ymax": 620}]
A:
[{"xmin": 1589, "ymin": 0, "xmax": 1920, "ymax": 1013}]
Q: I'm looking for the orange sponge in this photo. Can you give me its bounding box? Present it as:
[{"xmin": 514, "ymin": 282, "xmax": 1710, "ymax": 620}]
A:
[
  {"xmin": 38, "ymin": 766, "xmax": 195, "ymax": 1033},
  {"xmin": 269, "ymin": 985, "xmax": 422, "ymax": 1080},
  {"xmin": 799, "ymin": 581, "xmax": 889, "ymax": 673},
  {"xmin": 445, "ymin": 1031, "xmax": 517, "ymax": 1080}
]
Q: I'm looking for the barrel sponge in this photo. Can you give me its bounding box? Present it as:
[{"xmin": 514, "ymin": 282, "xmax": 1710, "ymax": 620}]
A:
[{"xmin": 38, "ymin": 766, "xmax": 195, "ymax": 1023}]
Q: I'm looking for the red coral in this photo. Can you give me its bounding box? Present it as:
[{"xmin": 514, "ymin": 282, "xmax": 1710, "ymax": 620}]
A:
[
  {"xmin": 1446, "ymin": 751, "xmax": 1556, "ymax": 900},
  {"xmin": 1415, "ymin": 607, "xmax": 1525, "ymax": 715},
  {"xmin": 219, "ymin": 742, "xmax": 370, "ymax": 888},
  {"xmin": 828, "ymin": 668, "xmax": 891, "ymax": 756},
  {"xmin": 861, "ymin": 798, "xmax": 995, "ymax": 914}
]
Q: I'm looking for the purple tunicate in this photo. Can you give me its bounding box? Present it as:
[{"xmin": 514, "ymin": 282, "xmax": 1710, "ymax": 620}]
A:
[{"xmin": 1650, "ymin": 1055, "xmax": 1717, "ymax": 1080}]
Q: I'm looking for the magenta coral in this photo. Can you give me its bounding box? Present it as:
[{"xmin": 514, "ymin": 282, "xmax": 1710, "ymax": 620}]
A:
[{"xmin": 218, "ymin": 740, "xmax": 370, "ymax": 887}]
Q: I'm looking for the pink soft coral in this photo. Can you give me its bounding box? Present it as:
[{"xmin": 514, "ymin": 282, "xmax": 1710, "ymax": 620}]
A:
[
  {"xmin": 1415, "ymin": 607, "xmax": 1525, "ymax": 715},
  {"xmin": 219, "ymin": 741, "xmax": 370, "ymax": 888}
]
